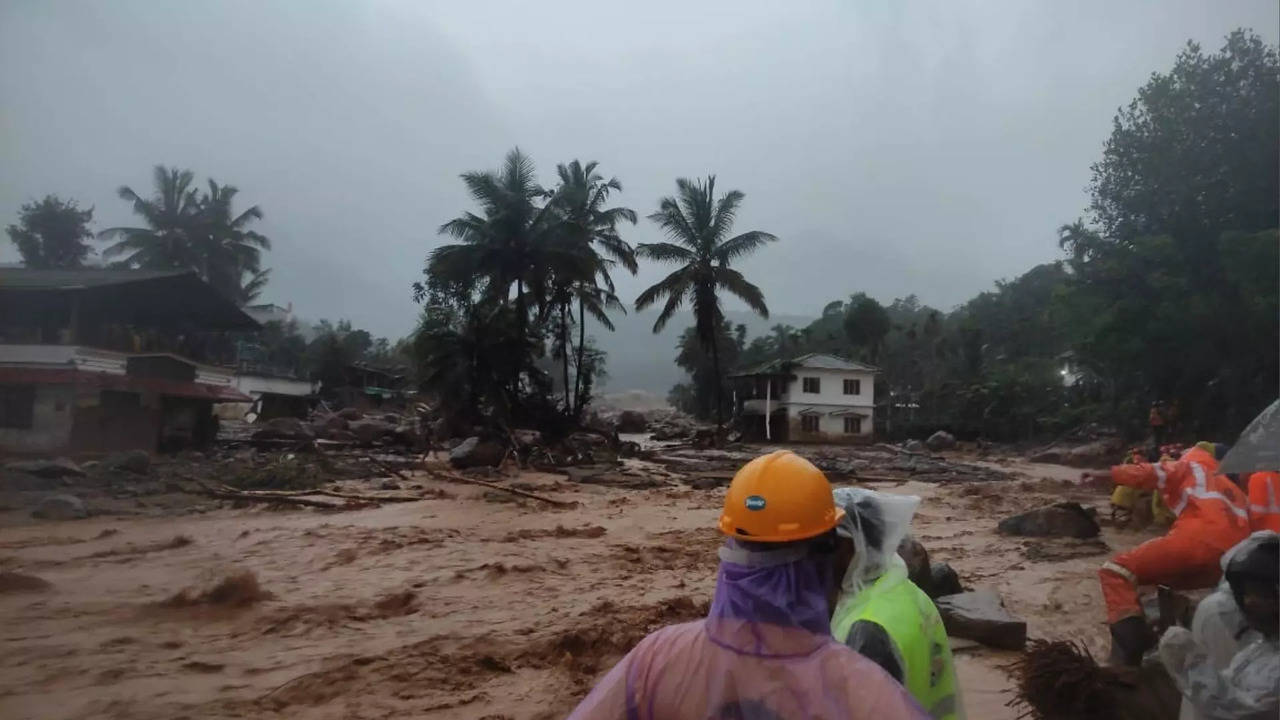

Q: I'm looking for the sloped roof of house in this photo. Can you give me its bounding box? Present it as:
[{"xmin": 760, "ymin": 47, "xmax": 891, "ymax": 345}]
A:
[
  {"xmin": 0, "ymin": 268, "xmax": 259, "ymax": 330},
  {"xmin": 731, "ymin": 352, "xmax": 878, "ymax": 378}
]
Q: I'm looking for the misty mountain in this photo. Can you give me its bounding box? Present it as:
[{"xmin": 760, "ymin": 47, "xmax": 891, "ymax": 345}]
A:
[{"xmin": 594, "ymin": 308, "xmax": 814, "ymax": 396}]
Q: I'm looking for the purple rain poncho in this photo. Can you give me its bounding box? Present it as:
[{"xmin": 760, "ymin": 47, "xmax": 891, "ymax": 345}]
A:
[{"xmin": 566, "ymin": 540, "xmax": 929, "ymax": 720}]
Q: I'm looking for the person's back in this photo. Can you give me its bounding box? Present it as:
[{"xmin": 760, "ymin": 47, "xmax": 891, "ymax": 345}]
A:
[
  {"xmin": 565, "ymin": 451, "xmax": 927, "ymax": 720},
  {"xmin": 570, "ymin": 618, "xmax": 923, "ymax": 719},
  {"xmin": 1247, "ymin": 472, "xmax": 1280, "ymax": 532}
]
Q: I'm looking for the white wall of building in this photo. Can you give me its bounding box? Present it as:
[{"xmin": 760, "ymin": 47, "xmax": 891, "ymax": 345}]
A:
[{"xmin": 783, "ymin": 367, "xmax": 874, "ymax": 407}]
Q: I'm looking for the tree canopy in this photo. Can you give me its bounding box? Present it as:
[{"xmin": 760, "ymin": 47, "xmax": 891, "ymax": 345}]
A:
[{"xmin": 6, "ymin": 195, "xmax": 95, "ymax": 269}]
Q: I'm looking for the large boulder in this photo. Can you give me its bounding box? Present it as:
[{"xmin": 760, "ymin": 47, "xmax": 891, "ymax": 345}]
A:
[
  {"xmin": 449, "ymin": 437, "xmax": 507, "ymax": 469},
  {"xmin": 1028, "ymin": 438, "xmax": 1121, "ymax": 468},
  {"xmin": 251, "ymin": 417, "xmax": 314, "ymax": 442},
  {"xmin": 898, "ymin": 535, "xmax": 932, "ymax": 591},
  {"xmin": 925, "ymin": 431, "xmax": 957, "ymax": 452},
  {"xmin": 349, "ymin": 418, "xmax": 396, "ymax": 446},
  {"xmin": 998, "ymin": 502, "xmax": 1100, "ymax": 539},
  {"xmin": 32, "ymin": 494, "xmax": 88, "ymax": 520},
  {"xmin": 928, "ymin": 562, "xmax": 964, "ymax": 598},
  {"xmin": 934, "ymin": 590, "xmax": 1027, "ymax": 650},
  {"xmin": 100, "ymin": 449, "xmax": 151, "ymax": 475},
  {"xmin": 903, "ymin": 439, "xmax": 926, "ymax": 453},
  {"xmin": 5, "ymin": 458, "xmax": 86, "ymax": 479},
  {"xmin": 337, "ymin": 407, "xmax": 364, "ymax": 421},
  {"xmin": 616, "ymin": 410, "xmax": 648, "ymax": 434},
  {"xmin": 311, "ymin": 414, "xmax": 349, "ymax": 435}
]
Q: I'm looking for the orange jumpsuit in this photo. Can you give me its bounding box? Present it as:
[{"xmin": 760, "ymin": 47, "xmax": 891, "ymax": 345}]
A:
[
  {"xmin": 1098, "ymin": 448, "xmax": 1250, "ymax": 623},
  {"xmin": 1247, "ymin": 471, "xmax": 1280, "ymax": 532}
]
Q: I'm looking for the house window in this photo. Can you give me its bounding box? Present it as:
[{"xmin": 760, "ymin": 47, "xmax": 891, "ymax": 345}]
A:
[
  {"xmin": 802, "ymin": 377, "xmax": 820, "ymax": 394},
  {"xmin": 843, "ymin": 416, "xmax": 863, "ymax": 434},
  {"xmin": 843, "ymin": 379, "xmax": 861, "ymax": 395},
  {"xmin": 801, "ymin": 414, "xmax": 820, "ymax": 433},
  {"xmin": 0, "ymin": 385, "xmax": 36, "ymax": 429}
]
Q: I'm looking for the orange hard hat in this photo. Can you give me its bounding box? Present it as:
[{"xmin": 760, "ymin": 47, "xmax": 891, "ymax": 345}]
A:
[{"xmin": 718, "ymin": 450, "xmax": 844, "ymax": 542}]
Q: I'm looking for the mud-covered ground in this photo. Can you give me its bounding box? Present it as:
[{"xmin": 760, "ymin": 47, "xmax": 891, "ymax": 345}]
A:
[{"xmin": 0, "ymin": 450, "xmax": 1157, "ymax": 719}]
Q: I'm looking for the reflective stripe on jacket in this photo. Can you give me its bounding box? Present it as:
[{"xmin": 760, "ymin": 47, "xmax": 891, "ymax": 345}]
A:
[
  {"xmin": 1110, "ymin": 452, "xmax": 1249, "ymax": 547},
  {"xmin": 1247, "ymin": 472, "xmax": 1280, "ymax": 533}
]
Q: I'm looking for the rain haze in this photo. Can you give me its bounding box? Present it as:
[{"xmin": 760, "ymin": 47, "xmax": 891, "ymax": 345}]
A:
[{"xmin": 3, "ymin": 0, "xmax": 1277, "ymax": 392}]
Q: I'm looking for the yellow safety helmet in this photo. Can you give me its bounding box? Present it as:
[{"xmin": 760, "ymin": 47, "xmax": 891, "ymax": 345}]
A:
[{"xmin": 719, "ymin": 450, "xmax": 844, "ymax": 542}]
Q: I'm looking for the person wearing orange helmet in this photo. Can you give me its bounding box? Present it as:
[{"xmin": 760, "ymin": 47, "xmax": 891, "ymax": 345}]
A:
[
  {"xmin": 566, "ymin": 450, "xmax": 928, "ymax": 720},
  {"xmin": 1082, "ymin": 442, "xmax": 1251, "ymax": 666}
]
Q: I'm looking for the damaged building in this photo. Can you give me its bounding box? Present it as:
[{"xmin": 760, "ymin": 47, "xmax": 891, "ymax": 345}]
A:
[{"xmin": 0, "ymin": 269, "xmax": 259, "ymax": 455}]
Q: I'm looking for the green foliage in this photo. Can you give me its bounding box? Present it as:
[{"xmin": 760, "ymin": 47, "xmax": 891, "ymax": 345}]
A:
[
  {"xmin": 1063, "ymin": 29, "xmax": 1279, "ymax": 438},
  {"xmin": 843, "ymin": 293, "xmax": 891, "ymax": 363},
  {"xmin": 414, "ymin": 150, "xmax": 632, "ymax": 429},
  {"xmin": 671, "ymin": 320, "xmax": 744, "ymax": 421},
  {"xmin": 6, "ymin": 195, "xmax": 95, "ymax": 269},
  {"xmin": 100, "ymin": 165, "xmax": 271, "ymax": 303},
  {"xmin": 636, "ymin": 176, "xmax": 776, "ymax": 428}
]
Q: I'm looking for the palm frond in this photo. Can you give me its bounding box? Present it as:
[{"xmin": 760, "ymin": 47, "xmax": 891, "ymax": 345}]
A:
[
  {"xmin": 635, "ymin": 242, "xmax": 696, "ymax": 264},
  {"xmin": 635, "ymin": 267, "xmax": 691, "ymax": 312},
  {"xmin": 712, "ymin": 230, "xmax": 777, "ymax": 264},
  {"xmin": 713, "ymin": 266, "xmax": 769, "ymax": 318},
  {"xmin": 710, "ymin": 189, "xmax": 744, "ymax": 242}
]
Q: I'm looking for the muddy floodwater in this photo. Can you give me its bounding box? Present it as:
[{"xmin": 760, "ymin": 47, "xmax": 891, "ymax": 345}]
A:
[{"xmin": 0, "ymin": 458, "xmax": 1157, "ymax": 719}]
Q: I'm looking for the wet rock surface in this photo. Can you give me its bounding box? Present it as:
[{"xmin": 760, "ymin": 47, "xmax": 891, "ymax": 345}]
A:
[
  {"xmin": 935, "ymin": 590, "xmax": 1027, "ymax": 650},
  {"xmin": 449, "ymin": 437, "xmax": 507, "ymax": 469},
  {"xmin": 32, "ymin": 494, "xmax": 88, "ymax": 520},
  {"xmin": 998, "ymin": 502, "xmax": 1100, "ymax": 539},
  {"xmin": 5, "ymin": 458, "xmax": 86, "ymax": 479},
  {"xmin": 926, "ymin": 431, "xmax": 957, "ymax": 451}
]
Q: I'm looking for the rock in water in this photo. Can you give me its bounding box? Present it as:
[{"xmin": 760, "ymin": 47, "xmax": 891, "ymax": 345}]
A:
[
  {"xmin": 903, "ymin": 439, "xmax": 926, "ymax": 453},
  {"xmin": 32, "ymin": 494, "xmax": 88, "ymax": 520},
  {"xmin": 349, "ymin": 419, "xmax": 395, "ymax": 445},
  {"xmin": 616, "ymin": 410, "xmax": 648, "ymax": 433},
  {"xmin": 925, "ymin": 431, "xmax": 956, "ymax": 451},
  {"xmin": 935, "ymin": 590, "xmax": 1027, "ymax": 650},
  {"xmin": 929, "ymin": 562, "xmax": 964, "ymax": 598},
  {"xmin": 511, "ymin": 429, "xmax": 543, "ymax": 448},
  {"xmin": 337, "ymin": 407, "xmax": 364, "ymax": 421},
  {"xmin": 898, "ymin": 535, "xmax": 932, "ymax": 592},
  {"xmin": 100, "ymin": 449, "xmax": 151, "ymax": 475},
  {"xmin": 998, "ymin": 502, "xmax": 1100, "ymax": 539},
  {"xmin": 449, "ymin": 437, "xmax": 506, "ymax": 468},
  {"xmin": 5, "ymin": 458, "xmax": 86, "ymax": 479}
]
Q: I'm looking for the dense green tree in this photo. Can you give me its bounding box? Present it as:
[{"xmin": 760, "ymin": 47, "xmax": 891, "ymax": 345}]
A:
[
  {"xmin": 635, "ymin": 176, "xmax": 776, "ymax": 430},
  {"xmin": 198, "ymin": 180, "xmax": 271, "ymax": 304},
  {"xmin": 1062, "ymin": 30, "xmax": 1279, "ymax": 437},
  {"xmin": 6, "ymin": 195, "xmax": 95, "ymax": 268},
  {"xmin": 843, "ymin": 293, "xmax": 891, "ymax": 364}
]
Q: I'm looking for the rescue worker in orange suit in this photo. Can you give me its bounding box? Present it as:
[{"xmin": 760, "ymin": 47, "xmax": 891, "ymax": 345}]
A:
[
  {"xmin": 1247, "ymin": 472, "xmax": 1280, "ymax": 533},
  {"xmin": 1082, "ymin": 442, "xmax": 1250, "ymax": 666}
]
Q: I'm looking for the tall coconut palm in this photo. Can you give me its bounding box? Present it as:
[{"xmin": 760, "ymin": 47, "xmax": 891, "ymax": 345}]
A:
[
  {"xmin": 198, "ymin": 180, "xmax": 271, "ymax": 303},
  {"xmin": 548, "ymin": 160, "xmax": 637, "ymax": 416},
  {"xmin": 635, "ymin": 176, "xmax": 777, "ymax": 429},
  {"xmin": 100, "ymin": 166, "xmax": 203, "ymax": 271}
]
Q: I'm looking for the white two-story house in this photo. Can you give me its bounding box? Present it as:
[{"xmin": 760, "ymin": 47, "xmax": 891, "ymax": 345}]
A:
[{"xmin": 731, "ymin": 353, "xmax": 877, "ymax": 443}]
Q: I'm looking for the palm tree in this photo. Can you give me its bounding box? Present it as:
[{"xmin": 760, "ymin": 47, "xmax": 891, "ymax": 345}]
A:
[
  {"xmin": 548, "ymin": 160, "xmax": 637, "ymax": 416},
  {"xmin": 101, "ymin": 167, "xmax": 272, "ymax": 304},
  {"xmin": 198, "ymin": 180, "xmax": 271, "ymax": 303},
  {"xmin": 635, "ymin": 176, "xmax": 777, "ymax": 429},
  {"xmin": 428, "ymin": 148, "xmax": 568, "ymax": 395},
  {"xmin": 100, "ymin": 166, "xmax": 203, "ymax": 271}
]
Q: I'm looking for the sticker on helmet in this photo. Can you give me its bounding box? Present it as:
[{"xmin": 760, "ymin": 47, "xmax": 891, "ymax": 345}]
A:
[{"xmin": 745, "ymin": 495, "xmax": 766, "ymax": 511}]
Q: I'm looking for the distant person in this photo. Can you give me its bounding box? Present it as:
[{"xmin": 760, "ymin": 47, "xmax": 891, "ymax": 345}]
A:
[
  {"xmin": 566, "ymin": 450, "xmax": 928, "ymax": 720},
  {"xmin": 829, "ymin": 487, "xmax": 962, "ymax": 719},
  {"xmin": 1082, "ymin": 442, "xmax": 1250, "ymax": 666},
  {"xmin": 1149, "ymin": 401, "xmax": 1167, "ymax": 451},
  {"xmin": 1159, "ymin": 531, "xmax": 1279, "ymax": 720}
]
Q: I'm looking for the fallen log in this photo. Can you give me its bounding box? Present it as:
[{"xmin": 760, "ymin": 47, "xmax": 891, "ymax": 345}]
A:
[
  {"xmin": 420, "ymin": 467, "xmax": 576, "ymax": 507},
  {"xmin": 215, "ymin": 485, "xmax": 423, "ymax": 503},
  {"xmin": 186, "ymin": 479, "xmax": 359, "ymax": 509}
]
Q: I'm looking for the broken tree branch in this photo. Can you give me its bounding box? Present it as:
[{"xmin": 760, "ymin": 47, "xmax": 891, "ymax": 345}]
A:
[
  {"xmin": 185, "ymin": 478, "xmax": 359, "ymax": 509},
  {"xmin": 215, "ymin": 484, "xmax": 423, "ymax": 503},
  {"xmin": 419, "ymin": 467, "xmax": 576, "ymax": 507}
]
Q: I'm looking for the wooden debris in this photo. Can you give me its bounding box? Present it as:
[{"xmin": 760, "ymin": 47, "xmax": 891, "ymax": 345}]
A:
[{"xmin": 420, "ymin": 467, "xmax": 576, "ymax": 507}]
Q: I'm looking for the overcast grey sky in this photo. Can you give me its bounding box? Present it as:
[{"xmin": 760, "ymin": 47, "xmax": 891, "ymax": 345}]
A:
[{"xmin": 3, "ymin": 0, "xmax": 1277, "ymax": 352}]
